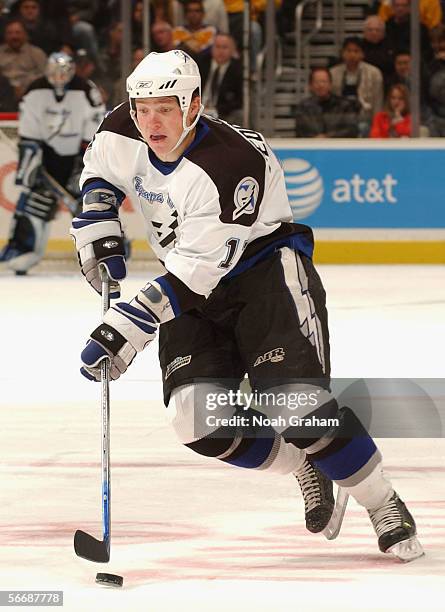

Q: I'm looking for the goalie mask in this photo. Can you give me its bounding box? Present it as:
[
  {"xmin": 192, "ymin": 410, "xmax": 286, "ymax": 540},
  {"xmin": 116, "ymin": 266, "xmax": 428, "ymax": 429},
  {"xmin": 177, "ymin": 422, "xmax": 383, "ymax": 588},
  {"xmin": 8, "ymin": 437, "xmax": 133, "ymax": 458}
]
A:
[
  {"xmin": 46, "ymin": 52, "xmax": 75, "ymax": 95},
  {"xmin": 126, "ymin": 50, "xmax": 204, "ymax": 153}
]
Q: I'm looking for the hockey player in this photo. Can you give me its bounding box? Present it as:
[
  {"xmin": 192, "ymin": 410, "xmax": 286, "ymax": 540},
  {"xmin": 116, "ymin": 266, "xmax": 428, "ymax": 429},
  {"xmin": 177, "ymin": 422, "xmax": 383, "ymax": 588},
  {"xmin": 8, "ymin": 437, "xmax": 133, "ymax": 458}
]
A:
[
  {"xmin": 0, "ymin": 51, "xmax": 105, "ymax": 274},
  {"xmin": 70, "ymin": 50, "xmax": 423, "ymax": 560}
]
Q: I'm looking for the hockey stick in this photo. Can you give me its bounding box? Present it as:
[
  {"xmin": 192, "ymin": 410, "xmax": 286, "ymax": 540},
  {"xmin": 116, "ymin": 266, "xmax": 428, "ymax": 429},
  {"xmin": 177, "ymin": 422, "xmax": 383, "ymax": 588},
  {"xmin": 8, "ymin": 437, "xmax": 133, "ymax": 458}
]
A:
[
  {"xmin": 74, "ymin": 266, "xmax": 112, "ymax": 563},
  {"xmin": 0, "ymin": 126, "xmax": 79, "ymax": 216}
]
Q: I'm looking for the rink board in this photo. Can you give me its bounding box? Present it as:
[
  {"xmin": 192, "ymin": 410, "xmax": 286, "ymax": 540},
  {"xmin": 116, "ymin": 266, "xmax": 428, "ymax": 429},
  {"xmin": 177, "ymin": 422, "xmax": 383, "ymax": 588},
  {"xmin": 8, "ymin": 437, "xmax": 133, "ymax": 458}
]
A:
[{"xmin": 1, "ymin": 132, "xmax": 444, "ymax": 263}]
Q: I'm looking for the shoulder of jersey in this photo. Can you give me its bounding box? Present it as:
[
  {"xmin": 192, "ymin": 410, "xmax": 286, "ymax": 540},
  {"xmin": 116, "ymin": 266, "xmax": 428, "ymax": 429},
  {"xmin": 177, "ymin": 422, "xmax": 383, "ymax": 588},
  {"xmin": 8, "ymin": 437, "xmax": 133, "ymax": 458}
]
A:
[
  {"xmin": 185, "ymin": 117, "xmax": 267, "ymax": 225},
  {"xmin": 97, "ymin": 101, "xmax": 141, "ymax": 142},
  {"xmin": 25, "ymin": 77, "xmax": 52, "ymax": 94},
  {"xmin": 186, "ymin": 117, "xmax": 266, "ymax": 179},
  {"xmin": 67, "ymin": 76, "xmax": 104, "ymax": 106}
]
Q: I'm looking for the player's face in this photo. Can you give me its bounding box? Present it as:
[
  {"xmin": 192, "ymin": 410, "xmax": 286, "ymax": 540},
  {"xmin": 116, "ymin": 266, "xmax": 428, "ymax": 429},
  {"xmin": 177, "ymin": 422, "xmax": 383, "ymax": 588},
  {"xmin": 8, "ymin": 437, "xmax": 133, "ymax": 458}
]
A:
[{"xmin": 136, "ymin": 96, "xmax": 198, "ymax": 160}]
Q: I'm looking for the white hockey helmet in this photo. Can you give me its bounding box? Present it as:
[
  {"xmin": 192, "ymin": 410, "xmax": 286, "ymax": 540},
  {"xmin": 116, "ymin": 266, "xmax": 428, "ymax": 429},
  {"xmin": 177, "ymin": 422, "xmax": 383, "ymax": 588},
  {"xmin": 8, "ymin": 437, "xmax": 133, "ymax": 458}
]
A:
[
  {"xmin": 46, "ymin": 52, "xmax": 75, "ymax": 93},
  {"xmin": 126, "ymin": 50, "xmax": 204, "ymax": 151}
]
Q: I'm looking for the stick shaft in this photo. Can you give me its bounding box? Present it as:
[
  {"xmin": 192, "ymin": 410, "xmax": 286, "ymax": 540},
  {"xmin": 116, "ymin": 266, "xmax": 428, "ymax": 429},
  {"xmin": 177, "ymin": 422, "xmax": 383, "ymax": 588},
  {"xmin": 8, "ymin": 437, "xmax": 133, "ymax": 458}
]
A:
[{"xmin": 100, "ymin": 268, "xmax": 111, "ymax": 546}]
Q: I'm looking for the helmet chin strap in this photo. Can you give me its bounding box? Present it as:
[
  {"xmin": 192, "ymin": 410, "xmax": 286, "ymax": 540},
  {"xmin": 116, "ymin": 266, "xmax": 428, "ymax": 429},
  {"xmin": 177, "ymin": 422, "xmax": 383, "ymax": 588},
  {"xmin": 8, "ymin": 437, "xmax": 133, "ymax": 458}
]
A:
[{"xmin": 166, "ymin": 103, "xmax": 204, "ymax": 156}]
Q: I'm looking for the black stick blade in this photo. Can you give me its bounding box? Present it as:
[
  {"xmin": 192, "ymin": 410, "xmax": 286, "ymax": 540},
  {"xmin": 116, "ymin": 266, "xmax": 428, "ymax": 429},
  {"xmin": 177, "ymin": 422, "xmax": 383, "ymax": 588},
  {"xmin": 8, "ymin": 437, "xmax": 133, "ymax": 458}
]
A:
[{"xmin": 74, "ymin": 529, "xmax": 110, "ymax": 563}]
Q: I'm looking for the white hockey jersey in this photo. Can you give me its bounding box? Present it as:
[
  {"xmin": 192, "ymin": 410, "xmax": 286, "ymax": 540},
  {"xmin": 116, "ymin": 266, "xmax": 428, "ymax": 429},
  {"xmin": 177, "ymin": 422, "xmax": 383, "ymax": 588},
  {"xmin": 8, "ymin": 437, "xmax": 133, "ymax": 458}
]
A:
[
  {"xmin": 81, "ymin": 103, "xmax": 314, "ymax": 312},
  {"xmin": 19, "ymin": 76, "xmax": 105, "ymax": 156}
]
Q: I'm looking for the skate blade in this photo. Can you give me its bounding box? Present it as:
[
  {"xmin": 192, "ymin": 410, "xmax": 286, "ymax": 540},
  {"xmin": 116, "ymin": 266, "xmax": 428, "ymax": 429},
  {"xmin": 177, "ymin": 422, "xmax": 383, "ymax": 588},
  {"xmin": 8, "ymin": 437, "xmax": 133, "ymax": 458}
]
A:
[
  {"xmin": 387, "ymin": 536, "xmax": 425, "ymax": 562},
  {"xmin": 323, "ymin": 488, "xmax": 349, "ymax": 540}
]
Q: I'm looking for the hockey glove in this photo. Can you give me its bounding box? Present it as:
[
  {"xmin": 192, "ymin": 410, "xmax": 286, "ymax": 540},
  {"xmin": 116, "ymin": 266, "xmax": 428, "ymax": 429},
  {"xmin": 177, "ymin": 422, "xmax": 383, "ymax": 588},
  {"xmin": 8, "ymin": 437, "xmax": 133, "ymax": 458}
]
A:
[
  {"xmin": 70, "ymin": 210, "xmax": 126, "ymax": 299},
  {"xmin": 81, "ymin": 300, "xmax": 158, "ymax": 381}
]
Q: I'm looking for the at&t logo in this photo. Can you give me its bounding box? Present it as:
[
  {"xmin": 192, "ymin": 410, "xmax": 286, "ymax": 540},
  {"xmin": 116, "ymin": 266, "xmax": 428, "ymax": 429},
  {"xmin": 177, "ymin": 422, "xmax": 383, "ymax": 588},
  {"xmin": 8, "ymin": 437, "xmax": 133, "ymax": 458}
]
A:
[{"xmin": 282, "ymin": 158, "xmax": 323, "ymax": 220}]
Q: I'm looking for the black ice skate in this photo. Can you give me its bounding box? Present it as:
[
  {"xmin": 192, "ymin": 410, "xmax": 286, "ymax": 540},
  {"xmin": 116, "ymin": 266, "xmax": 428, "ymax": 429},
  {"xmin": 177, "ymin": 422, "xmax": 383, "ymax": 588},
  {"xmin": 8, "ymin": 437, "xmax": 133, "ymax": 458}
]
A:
[
  {"xmin": 294, "ymin": 459, "xmax": 348, "ymax": 539},
  {"xmin": 368, "ymin": 492, "xmax": 424, "ymax": 562}
]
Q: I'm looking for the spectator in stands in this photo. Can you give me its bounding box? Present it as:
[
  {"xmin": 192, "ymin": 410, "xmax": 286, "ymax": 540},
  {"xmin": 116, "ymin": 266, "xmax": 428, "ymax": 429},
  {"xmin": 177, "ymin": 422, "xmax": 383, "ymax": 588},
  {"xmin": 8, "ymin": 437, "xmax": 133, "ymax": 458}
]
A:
[
  {"xmin": 173, "ymin": 0, "xmax": 217, "ymax": 58},
  {"xmin": 66, "ymin": 2, "xmax": 100, "ymax": 64},
  {"xmin": 35, "ymin": 1, "xmax": 74, "ymax": 46},
  {"xmin": 384, "ymin": 49, "xmax": 428, "ymax": 102},
  {"xmin": 0, "ymin": 19, "xmax": 47, "ymax": 102},
  {"xmin": 330, "ymin": 37, "xmax": 383, "ymax": 136},
  {"xmin": 373, "ymin": 0, "xmax": 442, "ymax": 33},
  {"xmin": 173, "ymin": 0, "xmax": 229, "ymax": 33},
  {"xmin": 362, "ymin": 15, "xmax": 394, "ymax": 86},
  {"xmin": 152, "ymin": 20, "xmax": 176, "ymax": 53},
  {"xmin": 112, "ymin": 46, "xmax": 146, "ymax": 110},
  {"xmin": 74, "ymin": 47, "xmax": 96, "ymax": 81},
  {"xmin": 131, "ymin": 0, "xmax": 155, "ymax": 49},
  {"xmin": 198, "ymin": 32, "xmax": 242, "ymax": 123},
  {"xmin": 425, "ymin": 32, "xmax": 445, "ymax": 135},
  {"xmin": 369, "ymin": 83, "xmax": 411, "ymax": 137},
  {"xmin": 384, "ymin": 0, "xmax": 433, "ymax": 64},
  {"xmin": 12, "ymin": 0, "xmax": 67, "ymax": 55},
  {"xmin": 294, "ymin": 67, "xmax": 359, "ymax": 138},
  {"xmin": 386, "ymin": 49, "xmax": 411, "ymax": 90},
  {"xmin": 223, "ymin": 0, "xmax": 263, "ymax": 69}
]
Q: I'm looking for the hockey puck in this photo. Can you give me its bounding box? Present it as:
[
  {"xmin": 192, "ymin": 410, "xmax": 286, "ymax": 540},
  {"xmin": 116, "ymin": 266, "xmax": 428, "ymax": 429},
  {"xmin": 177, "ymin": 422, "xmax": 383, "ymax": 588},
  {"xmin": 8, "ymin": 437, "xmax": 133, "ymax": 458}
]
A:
[{"xmin": 95, "ymin": 572, "xmax": 124, "ymax": 587}]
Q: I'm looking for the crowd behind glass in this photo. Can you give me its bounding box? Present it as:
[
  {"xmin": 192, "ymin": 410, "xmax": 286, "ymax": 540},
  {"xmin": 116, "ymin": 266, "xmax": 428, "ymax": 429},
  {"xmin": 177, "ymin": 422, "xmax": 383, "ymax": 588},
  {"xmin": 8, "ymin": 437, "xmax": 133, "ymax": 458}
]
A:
[{"xmin": 0, "ymin": 0, "xmax": 444, "ymax": 137}]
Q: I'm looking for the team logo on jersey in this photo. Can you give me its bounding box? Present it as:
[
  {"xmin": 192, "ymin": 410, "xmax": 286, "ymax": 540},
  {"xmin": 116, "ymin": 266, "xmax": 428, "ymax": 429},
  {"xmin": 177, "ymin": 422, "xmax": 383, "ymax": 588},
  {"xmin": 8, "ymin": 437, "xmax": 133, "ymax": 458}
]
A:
[
  {"xmin": 253, "ymin": 348, "xmax": 285, "ymax": 367},
  {"xmin": 233, "ymin": 177, "xmax": 259, "ymax": 221},
  {"xmin": 134, "ymin": 176, "xmax": 164, "ymax": 203}
]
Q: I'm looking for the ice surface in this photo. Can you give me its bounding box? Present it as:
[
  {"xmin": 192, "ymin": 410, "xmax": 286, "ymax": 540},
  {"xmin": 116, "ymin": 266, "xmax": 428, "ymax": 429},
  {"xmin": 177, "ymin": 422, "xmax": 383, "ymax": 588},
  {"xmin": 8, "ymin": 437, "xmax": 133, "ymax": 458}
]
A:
[{"xmin": 1, "ymin": 264, "xmax": 444, "ymax": 611}]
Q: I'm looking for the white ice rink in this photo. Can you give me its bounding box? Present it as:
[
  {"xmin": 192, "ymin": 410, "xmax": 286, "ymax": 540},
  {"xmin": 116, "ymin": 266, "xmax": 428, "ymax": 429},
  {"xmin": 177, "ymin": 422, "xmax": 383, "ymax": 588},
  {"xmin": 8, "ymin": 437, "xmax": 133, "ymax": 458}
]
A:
[{"xmin": 1, "ymin": 263, "xmax": 444, "ymax": 611}]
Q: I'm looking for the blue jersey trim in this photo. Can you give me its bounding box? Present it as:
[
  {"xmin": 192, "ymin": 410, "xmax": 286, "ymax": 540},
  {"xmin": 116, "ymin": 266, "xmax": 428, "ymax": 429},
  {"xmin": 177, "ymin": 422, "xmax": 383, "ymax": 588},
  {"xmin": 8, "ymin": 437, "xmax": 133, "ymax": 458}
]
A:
[
  {"xmin": 148, "ymin": 119, "xmax": 210, "ymax": 175},
  {"xmin": 224, "ymin": 233, "xmax": 314, "ymax": 280},
  {"xmin": 155, "ymin": 275, "xmax": 181, "ymax": 317},
  {"xmin": 81, "ymin": 179, "xmax": 126, "ymax": 205}
]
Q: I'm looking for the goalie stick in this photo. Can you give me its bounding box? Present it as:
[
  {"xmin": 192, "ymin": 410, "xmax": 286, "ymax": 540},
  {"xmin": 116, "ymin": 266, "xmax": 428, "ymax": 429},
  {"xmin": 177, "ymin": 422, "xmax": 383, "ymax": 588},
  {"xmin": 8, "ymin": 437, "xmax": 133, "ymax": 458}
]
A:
[
  {"xmin": 74, "ymin": 267, "xmax": 112, "ymax": 563},
  {"xmin": 0, "ymin": 125, "xmax": 79, "ymax": 216}
]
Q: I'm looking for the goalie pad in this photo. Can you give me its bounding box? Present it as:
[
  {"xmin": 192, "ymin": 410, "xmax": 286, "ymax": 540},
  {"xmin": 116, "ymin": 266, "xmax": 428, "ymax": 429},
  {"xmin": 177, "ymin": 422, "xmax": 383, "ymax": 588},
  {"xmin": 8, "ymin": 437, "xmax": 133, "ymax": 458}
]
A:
[
  {"xmin": 0, "ymin": 188, "xmax": 58, "ymax": 273},
  {"xmin": 15, "ymin": 140, "xmax": 42, "ymax": 189}
]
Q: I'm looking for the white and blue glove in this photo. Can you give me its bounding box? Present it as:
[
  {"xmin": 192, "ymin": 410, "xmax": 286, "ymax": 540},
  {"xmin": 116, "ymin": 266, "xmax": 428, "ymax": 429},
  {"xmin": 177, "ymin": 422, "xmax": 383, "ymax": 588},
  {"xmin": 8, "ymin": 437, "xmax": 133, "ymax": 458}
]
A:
[
  {"xmin": 70, "ymin": 210, "xmax": 126, "ymax": 299},
  {"xmin": 81, "ymin": 300, "xmax": 158, "ymax": 381}
]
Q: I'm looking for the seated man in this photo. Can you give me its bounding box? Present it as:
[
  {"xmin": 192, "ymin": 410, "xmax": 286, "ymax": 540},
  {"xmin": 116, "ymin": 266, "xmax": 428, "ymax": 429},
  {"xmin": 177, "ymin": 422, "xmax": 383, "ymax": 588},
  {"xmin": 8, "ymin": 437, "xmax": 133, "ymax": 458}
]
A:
[
  {"xmin": 330, "ymin": 37, "xmax": 384, "ymax": 137},
  {"xmin": 0, "ymin": 19, "xmax": 47, "ymax": 104},
  {"xmin": 361, "ymin": 15, "xmax": 394, "ymax": 87},
  {"xmin": 295, "ymin": 67, "xmax": 359, "ymax": 138},
  {"xmin": 173, "ymin": 0, "xmax": 217, "ymax": 58},
  {"xmin": 151, "ymin": 20, "xmax": 176, "ymax": 53},
  {"xmin": 198, "ymin": 32, "xmax": 242, "ymax": 124}
]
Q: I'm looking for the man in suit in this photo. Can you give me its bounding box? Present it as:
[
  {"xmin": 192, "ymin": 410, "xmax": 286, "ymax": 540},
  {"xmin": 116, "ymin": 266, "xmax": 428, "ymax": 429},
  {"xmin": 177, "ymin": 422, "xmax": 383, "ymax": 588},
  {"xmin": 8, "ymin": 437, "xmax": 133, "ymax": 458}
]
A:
[{"xmin": 198, "ymin": 32, "xmax": 243, "ymax": 124}]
